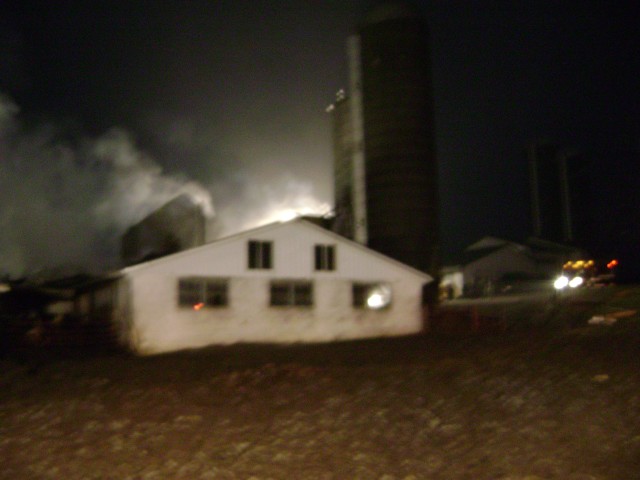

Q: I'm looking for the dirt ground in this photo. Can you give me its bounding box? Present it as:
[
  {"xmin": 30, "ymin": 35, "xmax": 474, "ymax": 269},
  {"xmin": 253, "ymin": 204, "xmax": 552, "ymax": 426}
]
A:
[{"xmin": 1, "ymin": 289, "xmax": 640, "ymax": 479}]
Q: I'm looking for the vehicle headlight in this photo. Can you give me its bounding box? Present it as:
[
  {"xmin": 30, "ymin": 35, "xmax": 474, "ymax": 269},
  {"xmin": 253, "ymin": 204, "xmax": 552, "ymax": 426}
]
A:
[
  {"xmin": 568, "ymin": 276, "xmax": 584, "ymax": 288},
  {"xmin": 554, "ymin": 275, "xmax": 569, "ymax": 290}
]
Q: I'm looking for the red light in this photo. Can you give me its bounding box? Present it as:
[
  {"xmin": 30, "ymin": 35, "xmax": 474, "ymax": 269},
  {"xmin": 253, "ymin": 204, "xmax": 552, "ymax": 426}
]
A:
[
  {"xmin": 607, "ymin": 259, "xmax": 619, "ymax": 269},
  {"xmin": 193, "ymin": 302, "xmax": 205, "ymax": 311}
]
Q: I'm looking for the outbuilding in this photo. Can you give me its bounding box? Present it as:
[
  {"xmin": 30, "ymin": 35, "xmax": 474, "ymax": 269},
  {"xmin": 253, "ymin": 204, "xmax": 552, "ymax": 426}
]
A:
[{"xmin": 103, "ymin": 219, "xmax": 431, "ymax": 355}]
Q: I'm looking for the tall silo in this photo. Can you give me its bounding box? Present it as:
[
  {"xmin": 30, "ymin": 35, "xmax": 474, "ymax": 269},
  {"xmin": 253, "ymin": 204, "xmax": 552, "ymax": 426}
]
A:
[
  {"xmin": 328, "ymin": 89, "xmax": 357, "ymax": 241},
  {"xmin": 348, "ymin": 1, "xmax": 439, "ymax": 276},
  {"xmin": 528, "ymin": 143, "xmax": 575, "ymax": 243}
]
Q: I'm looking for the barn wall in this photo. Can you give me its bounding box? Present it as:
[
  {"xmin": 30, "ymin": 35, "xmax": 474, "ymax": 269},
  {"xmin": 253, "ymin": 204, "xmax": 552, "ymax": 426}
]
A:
[
  {"xmin": 117, "ymin": 221, "xmax": 428, "ymax": 354},
  {"xmin": 124, "ymin": 221, "xmax": 430, "ymax": 280},
  {"xmin": 463, "ymin": 246, "xmax": 537, "ymax": 296},
  {"xmin": 126, "ymin": 273, "xmax": 423, "ymax": 354}
]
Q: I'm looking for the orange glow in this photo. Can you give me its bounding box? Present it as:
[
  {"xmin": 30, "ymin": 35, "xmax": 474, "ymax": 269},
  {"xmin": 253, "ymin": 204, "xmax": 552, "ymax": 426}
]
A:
[
  {"xmin": 607, "ymin": 259, "xmax": 619, "ymax": 269},
  {"xmin": 193, "ymin": 302, "xmax": 205, "ymax": 311},
  {"xmin": 564, "ymin": 259, "xmax": 597, "ymax": 271}
]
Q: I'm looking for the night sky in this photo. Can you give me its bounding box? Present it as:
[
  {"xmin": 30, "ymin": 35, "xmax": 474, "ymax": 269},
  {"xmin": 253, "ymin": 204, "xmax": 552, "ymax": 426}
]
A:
[{"xmin": 1, "ymin": 0, "xmax": 638, "ymax": 277}]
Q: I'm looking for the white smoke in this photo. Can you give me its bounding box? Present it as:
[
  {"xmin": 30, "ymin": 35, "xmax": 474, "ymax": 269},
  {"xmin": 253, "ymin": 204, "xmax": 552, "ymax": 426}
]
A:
[
  {"xmin": 213, "ymin": 172, "xmax": 331, "ymax": 235},
  {"xmin": 90, "ymin": 128, "xmax": 215, "ymax": 229},
  {"xmin": 0, "ymin": 93, "xmax": 215, "ymax": 277}
]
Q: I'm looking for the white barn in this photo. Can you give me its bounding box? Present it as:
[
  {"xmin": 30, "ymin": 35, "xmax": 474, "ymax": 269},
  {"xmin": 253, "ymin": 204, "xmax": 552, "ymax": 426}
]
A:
[
  {"xmin": 100, "ymin": 219, "xmax": 431, "ymax": 355},
  {"xmin": 462, "ymin": 237, "xmax": 537, "ymax": 296},
  {"xmin": 441, "ymin": 236, "xmax": 586, "ymax": 298}
]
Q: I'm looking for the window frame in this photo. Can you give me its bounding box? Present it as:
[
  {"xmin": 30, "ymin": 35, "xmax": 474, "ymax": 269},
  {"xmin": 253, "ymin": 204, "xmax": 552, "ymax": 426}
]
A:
[
  {"xmin": 248, "ymin": 240, "xmax": 273, "ymax": 270},
  {"xmin": 270, "ymin": 280, "xmax": 314, "ymax": 307},
  {"xmin": 314, "ymin": 244, "xmax": 336, "ymax": 271},
  {"xmin": 352, "ymin": 282, "xmax": 392, "ymax": 310},
  {"xmin": 178, "ymin": 277, "xmax": 229, "ymax": 309}
]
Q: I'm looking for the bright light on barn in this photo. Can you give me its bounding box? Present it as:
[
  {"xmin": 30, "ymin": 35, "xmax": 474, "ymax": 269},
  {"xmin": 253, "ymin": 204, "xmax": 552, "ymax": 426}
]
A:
[
  {"xmin": 367, "ymin": 285, "xmax": 391, "ymax": 309},
  {"xmin": 367, "ymin": 293, "xmax": 385, "ymax": 308}
]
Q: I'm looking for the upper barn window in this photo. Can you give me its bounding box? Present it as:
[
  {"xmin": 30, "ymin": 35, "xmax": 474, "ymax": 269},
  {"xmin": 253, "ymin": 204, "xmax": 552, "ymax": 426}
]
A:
[
  {"xmin": 248, "ymin": 240, "xmax": 272, "ymax": 269},
  {"xmin": 314, "ymin": 244, "xmax": 336, "ymax": 271}
]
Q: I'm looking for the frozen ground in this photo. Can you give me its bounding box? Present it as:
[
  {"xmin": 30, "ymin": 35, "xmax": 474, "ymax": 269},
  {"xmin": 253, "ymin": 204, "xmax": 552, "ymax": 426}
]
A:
[{"xmin": 1, "ymin": 287, "xmax": 639, "ymax": 479}]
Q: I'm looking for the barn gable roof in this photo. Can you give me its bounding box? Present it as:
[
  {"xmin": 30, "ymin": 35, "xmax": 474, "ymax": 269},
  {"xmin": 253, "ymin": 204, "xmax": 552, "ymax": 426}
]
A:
[{"xmin": 121, "ymin": 219, "xmax": 433, "ymax": 283}]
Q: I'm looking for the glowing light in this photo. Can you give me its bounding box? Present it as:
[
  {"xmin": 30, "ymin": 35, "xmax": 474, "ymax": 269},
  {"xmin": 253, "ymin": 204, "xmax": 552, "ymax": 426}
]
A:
[
  {"xmin": 607, "ymin": 259, "xmax": 619, "ymax": 269},
  {"xmin": 259, "ymin": 202, "xmax": 332, "ymax": 226},
  {"xmin": 569, "ymin": 276, "xmax": 584, "ymax": 288},
  {"xmin": 366, "ymin": 285, "xmax": 391, "ymax": 309},
  {"xmin": 235, "ymin": 178, "xmax": 333, "ymax": 232},
  {"xmin": 554, "ymin": 275, "xmax": 569, "ymax": 290},
  {"xmin": 278, "ymin": 209, "xmax": 299, "ymax": 222},
  {"xmin": 367, "ymin": 293, "xmax": 384, "ymax": 308},
  {"xmin": 193, "ymin": 302, "xmax": 205, "ymax": 311}
]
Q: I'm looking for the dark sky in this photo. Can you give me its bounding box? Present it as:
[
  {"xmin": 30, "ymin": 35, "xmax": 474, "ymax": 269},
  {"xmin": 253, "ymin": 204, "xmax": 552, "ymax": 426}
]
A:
[{"xmin": 1, "ymin": 0, "xmax": 638, "ymax": 276}]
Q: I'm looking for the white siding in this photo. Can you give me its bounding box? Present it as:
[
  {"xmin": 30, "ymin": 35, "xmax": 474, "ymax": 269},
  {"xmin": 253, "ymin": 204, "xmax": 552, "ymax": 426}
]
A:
[
  {"xmin": 118, "ymin": 221, "xmax": 430, "ymax": 354},
  {"xmin": 464, "ymin": 247, "xmax": 536, "ymax": 286},
  {"xmin": 124, "ymin": 221, "xmax": 423, "ymax": 281}
]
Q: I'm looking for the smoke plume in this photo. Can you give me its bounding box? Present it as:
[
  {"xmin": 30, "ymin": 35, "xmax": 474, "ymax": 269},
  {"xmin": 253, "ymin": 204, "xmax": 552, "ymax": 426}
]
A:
[
  {"xmin": 212, "ymin": 171, "xmax": 331, "ymax": 235},
  {"xmin": 0, "ymin": 93, "xmax": 214, "ymax": 277}
]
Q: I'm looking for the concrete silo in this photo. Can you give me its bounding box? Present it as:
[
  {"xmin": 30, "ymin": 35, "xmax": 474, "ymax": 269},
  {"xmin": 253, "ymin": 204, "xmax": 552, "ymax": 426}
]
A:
[{"xmin": 330, "ymin": 1, "xmax": 438, "ymax": 277}]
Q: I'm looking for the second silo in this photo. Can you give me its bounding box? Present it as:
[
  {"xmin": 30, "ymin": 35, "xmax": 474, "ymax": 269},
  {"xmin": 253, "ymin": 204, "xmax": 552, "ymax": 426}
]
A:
[{"xmin": 341, "ymin": 1, "xmax": 439, "ymax": 276}]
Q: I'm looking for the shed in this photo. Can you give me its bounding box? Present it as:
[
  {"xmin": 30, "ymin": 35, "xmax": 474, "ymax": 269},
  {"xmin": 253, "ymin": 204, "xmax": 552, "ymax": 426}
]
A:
[
  {"xmin": 462, "ymin": 237, "xmax": 537, "ymax": 296},
  {"xmin": 458, "ymin": 236, "xmax": 585, "ymax": 296}
]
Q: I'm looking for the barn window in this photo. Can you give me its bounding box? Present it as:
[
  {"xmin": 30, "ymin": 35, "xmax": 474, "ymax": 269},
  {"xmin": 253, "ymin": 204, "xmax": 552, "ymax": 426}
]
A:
[
  {"xmin": 352, "ymin": 282, "xmax": 392, "ymax": 310},
  {"xmin": 248, "ymin": 240, "xmax": 272, "ymax": 269},
  {"xmin": 270, "ymin": 280, "xmax": 313, "ymax": 307},
  {"xmin": 178, "ymin": 277, "xmax": 228, "ymax": 309},
  {"xmin": 314, "ymin": 244, "xmax": 336, "ymax": 271}
]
